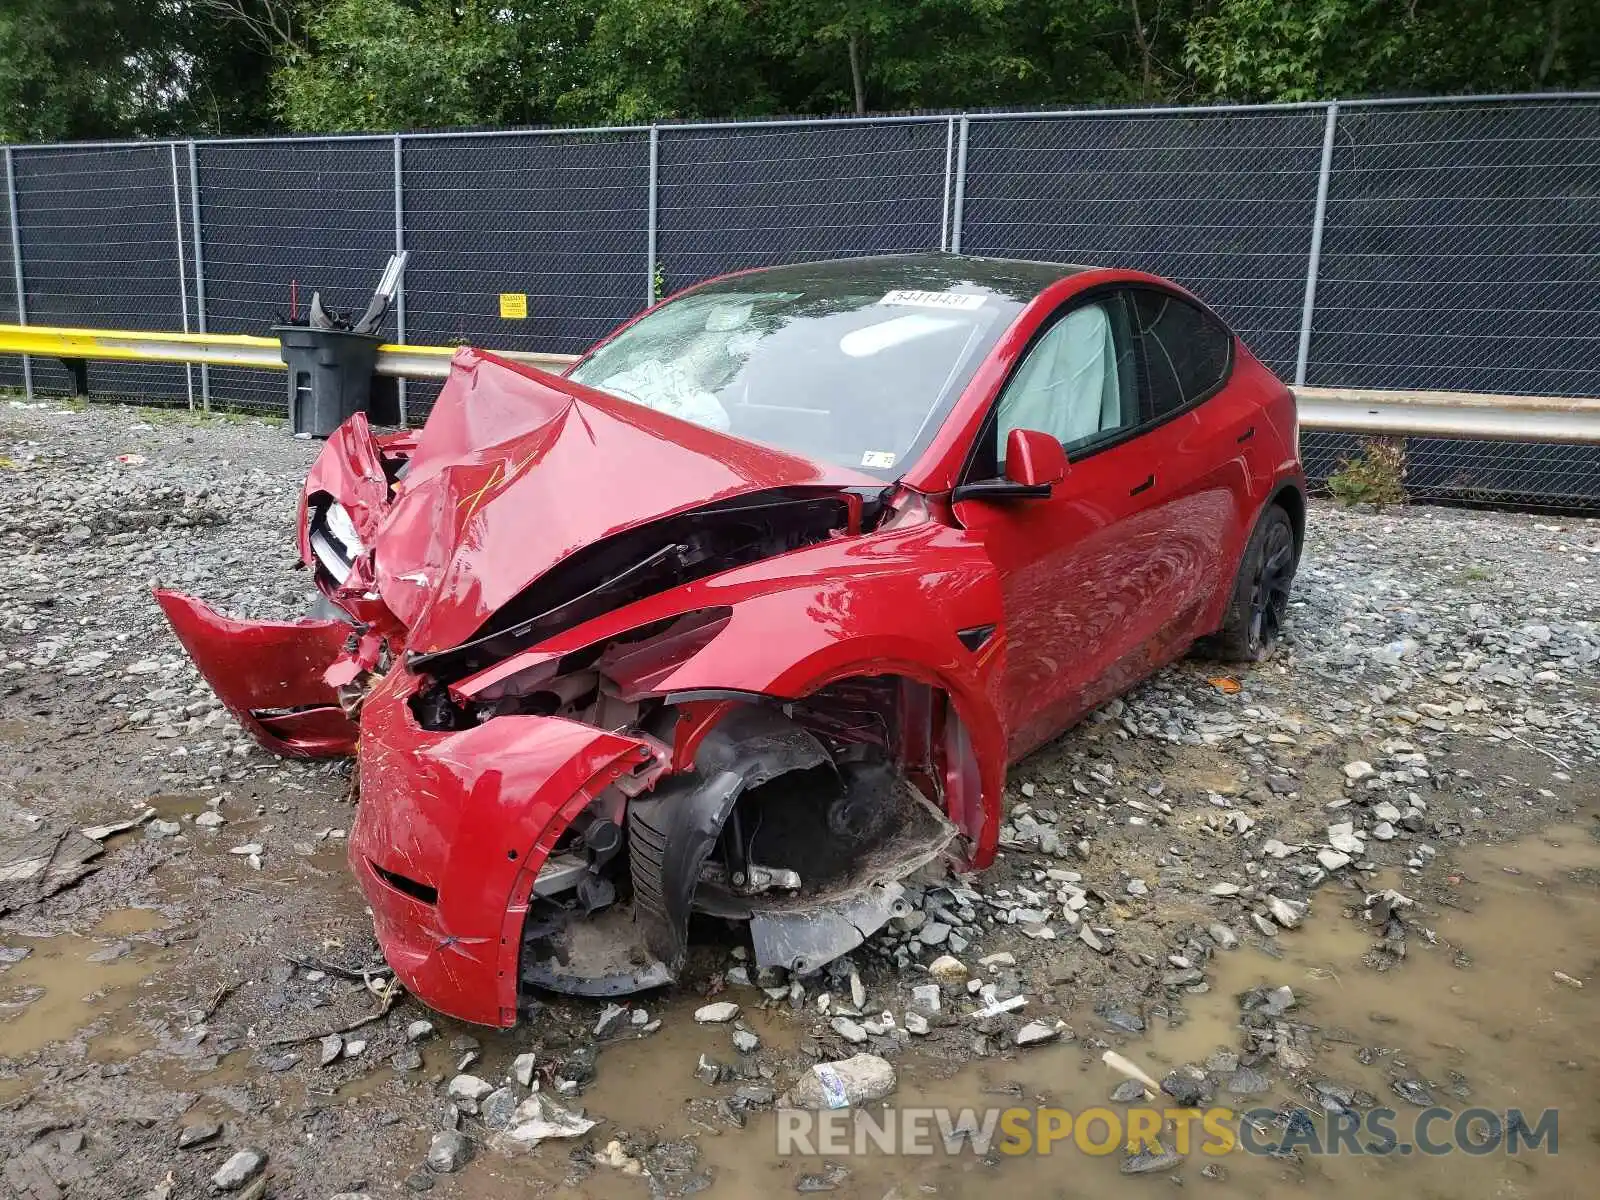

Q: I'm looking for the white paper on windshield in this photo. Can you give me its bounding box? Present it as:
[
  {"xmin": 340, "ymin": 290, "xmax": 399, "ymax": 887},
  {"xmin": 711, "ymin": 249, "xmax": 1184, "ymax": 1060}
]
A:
[
  {"xmin": 861, "ymin": 450, "xmax": 897, "ymax": 469},
  {"xmin": 878, "ymin": 289, "xmax": 985, "ymax": 311}
]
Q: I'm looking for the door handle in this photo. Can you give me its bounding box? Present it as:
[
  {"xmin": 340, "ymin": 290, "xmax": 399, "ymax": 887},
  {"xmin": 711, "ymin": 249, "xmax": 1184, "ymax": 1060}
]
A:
[
  {"xmin": 1129, "ymin": 474, "xmax": 1155, "ymax": 496},
  {"xmin": 1236, "ymin": 426, "xmax": 1256, "ymax": 443}
]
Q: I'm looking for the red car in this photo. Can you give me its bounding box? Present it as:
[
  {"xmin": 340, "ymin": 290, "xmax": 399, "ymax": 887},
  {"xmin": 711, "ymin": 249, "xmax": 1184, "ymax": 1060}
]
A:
[{"xmin": 157, "ymin": 255, "xmax": 1304, "ymax": 1027}]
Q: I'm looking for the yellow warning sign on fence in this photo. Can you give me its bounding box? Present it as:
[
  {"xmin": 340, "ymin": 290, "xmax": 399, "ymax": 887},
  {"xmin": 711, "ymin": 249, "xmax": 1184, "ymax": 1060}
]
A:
[{"xmin": 499, "ymin": 293, "xmax": 529, "ymax": 319}]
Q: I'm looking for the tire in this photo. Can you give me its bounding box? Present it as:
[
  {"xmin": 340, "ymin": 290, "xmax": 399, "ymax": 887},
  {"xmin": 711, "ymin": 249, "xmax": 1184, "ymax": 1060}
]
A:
[{"xmin": 1201, "ymin": 502, "xmax": 1298, "ymax": 662}]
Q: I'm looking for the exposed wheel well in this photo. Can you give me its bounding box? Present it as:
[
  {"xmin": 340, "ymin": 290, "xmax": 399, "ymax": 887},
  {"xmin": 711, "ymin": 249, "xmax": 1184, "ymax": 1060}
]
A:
[
  {"xmin": 519, "ymin": 677, "xmax": 971, "ymax": 998},
  {"xmin": 1270, "ymin": 482, "xmax": 1307, "ymax": 554}
]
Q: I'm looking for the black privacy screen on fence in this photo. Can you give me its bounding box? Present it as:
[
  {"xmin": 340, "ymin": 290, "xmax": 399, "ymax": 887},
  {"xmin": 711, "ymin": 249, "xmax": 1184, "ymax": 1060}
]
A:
[
  {"xmin": 1310, "ymin": 99, "xmax": 1600, "ymax": 399},
  {"xmin": 961, "ymin": 108, "xmax": 1328, "ymax": 380},
  {"xmin": 14, "ymin": 143, "xmax": 191, "ymax": 402},
  {"xmin": 1300, "ymin": 431, "xmax": 1600, "ymax": 512},
  {"xmin": 656, "ymin": 119, "xmax": 949, "ymax": 286},
  {"xmin": 197, "ymin": 138, "xmax": 395, "ymax": 414},
  {"xmin": 402, "ymin": 130, "xmax": 651, "ymax": 418},
  {"xmin": 0, "ymin": 95, "xmax": 1595, "ymax": 507}
]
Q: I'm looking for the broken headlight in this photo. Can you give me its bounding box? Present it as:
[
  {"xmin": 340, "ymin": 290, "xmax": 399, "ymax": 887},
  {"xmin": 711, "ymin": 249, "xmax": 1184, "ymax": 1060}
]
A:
[{"xmin": 309, "ymin": 500, "xmax": 366, "ymax": 585}]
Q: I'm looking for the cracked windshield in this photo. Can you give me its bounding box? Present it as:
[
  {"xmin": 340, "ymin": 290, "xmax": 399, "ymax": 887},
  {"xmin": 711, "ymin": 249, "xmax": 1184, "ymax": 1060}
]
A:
[{"xmin": 568, "ymin": 286, "xmax": 1009, "ymax": 474}]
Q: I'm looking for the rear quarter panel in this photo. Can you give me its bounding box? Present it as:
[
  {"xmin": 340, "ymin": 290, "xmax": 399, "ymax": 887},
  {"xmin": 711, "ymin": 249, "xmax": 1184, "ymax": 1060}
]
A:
[{"xmin": 1198, "ymin": 347, "xmax": 1305, "ymax": 633}]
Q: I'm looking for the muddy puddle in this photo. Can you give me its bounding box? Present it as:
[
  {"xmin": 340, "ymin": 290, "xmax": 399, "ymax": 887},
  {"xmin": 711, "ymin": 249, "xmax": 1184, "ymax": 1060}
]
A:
[
  {"xmin": 458, "ymin": 823, "xmax": 1600, "ymax": 1199},
  {"xmin": 2, "ymin": 828, "xmax": 1592, "ymax": 1199},
  {"xmin": 0, "ymin": 907, "xmax": 172, "ymax": 1062}
]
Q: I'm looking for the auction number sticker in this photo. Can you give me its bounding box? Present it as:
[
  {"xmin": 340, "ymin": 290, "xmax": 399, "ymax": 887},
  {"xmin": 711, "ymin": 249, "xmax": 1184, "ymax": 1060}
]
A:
[
  {"xmin": 878, "ymin": 289, "xmax": 984, "ymax": 311},
  {"xmin": 861, "ymin": 450, "xmax": 897, "ymax": 469}
]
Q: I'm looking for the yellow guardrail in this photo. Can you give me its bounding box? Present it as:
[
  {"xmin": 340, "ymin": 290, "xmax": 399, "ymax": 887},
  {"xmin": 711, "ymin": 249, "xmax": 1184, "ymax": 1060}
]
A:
[
  {"xmin": 1, "ymin": 322, "xmax": 1597, "ymax": 443},
  {"xmin": 0, "ymin": 324, "xmax": 579, "ymax": 378}
]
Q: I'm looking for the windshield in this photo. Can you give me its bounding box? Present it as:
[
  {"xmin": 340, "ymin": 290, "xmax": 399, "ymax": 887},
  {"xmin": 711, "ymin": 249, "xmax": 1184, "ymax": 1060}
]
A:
[{"xmin": 568, "ymin": 282, "xmax": 1015, "ymax": 476}]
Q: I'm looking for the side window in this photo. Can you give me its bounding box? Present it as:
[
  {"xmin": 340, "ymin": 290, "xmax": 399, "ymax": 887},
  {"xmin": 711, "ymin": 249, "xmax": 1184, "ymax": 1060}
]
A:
[
  {"xmin": 1132, "ymin": 291, "xmax": 1233, "ymax": 418},
  {"xmin": 995, "ymin": 295, "xmax": 1140, "ymax": 466}
]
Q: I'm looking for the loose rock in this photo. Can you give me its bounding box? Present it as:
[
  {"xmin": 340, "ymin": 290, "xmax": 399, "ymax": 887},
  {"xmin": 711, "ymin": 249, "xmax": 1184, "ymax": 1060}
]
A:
[
  {"xmin": 426, "ymin": 1131, "xmax": 471, "ymax": 1173},
  {"xmin": 212, "ymin": 1149, "xmax": 266, "ymax": 1192},
  {"xmin": 783, "ymin": 1055, "xmax": 898, "ymax": 1109}
]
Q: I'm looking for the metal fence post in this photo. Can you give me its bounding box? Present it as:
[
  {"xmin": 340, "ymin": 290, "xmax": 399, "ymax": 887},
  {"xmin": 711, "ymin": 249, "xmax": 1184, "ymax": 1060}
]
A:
[
  {"xmin": 1295, "ymin": 101, "xmax": 1339, "ymax": 387},
  {"xmin": 939, "ymin": 118, "xmax": 955, "ymax": 252},
  {"xmin": 646, "ymin": 125, "xmax": 660, "ymax": 305},
  {"xmin": 393, "ymin": 133, "xmax": 408, "ymax": 424},
  {"xmin": 4, "ymin": 147, "xmax": 32, "ymax": 400},
  {"xmin": 950, "ymin": 117, "xmax": 970, "ymax": 255},
  {"xmin": 169, "ymin": 143, "xmax": 195, "ymax": 410},
  {"xmin": 186, "ymin": 141, "xmax": 211, "ymax": 410}
]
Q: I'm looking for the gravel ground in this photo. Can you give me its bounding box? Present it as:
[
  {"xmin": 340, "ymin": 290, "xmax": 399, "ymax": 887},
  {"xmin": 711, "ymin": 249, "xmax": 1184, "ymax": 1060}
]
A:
[{"xmin": 0, "ymin": 399, "xmax": 1595, "ymax": 1200}]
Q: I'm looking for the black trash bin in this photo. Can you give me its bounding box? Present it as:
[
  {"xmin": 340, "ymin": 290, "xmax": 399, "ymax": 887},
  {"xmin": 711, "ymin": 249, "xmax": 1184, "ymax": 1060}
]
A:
[{"xmin": 274, "ymin": 324, "xmax": 383, "ymax": 437}]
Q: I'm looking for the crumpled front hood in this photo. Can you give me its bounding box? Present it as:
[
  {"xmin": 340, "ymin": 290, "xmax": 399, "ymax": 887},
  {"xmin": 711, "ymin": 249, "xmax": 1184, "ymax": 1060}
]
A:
[{"xmin": 372, "ymin": 349, "xmax": 876, "ymax": 655}]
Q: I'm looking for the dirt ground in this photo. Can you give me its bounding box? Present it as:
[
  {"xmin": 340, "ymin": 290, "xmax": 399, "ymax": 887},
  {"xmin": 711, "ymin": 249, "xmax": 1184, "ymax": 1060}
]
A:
[{"xmin": 0, "ymin": 400, "xmax": 1595, "ymax": 1200}]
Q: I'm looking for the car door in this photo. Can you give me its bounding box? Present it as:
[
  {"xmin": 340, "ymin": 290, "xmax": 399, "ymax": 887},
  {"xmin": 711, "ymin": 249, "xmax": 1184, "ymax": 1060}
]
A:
[
  {"xmin": 1116, "ymin": 288, "xmax": 1255, "ymax": 664},
  {"xmin": 952, "ymin": 290, "xmax": 1160, "ymax": 760}
]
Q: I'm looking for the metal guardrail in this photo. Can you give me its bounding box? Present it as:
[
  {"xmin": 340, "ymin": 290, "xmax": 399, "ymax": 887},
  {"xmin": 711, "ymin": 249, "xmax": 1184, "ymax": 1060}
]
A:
[
  {"xmin": 1, "ymin": 322, "xmax": 1597, "ymax": 443},
  {"xmin": 1293, "ymin": 388, "xmax": 1600, "ymax": 444},
  {"xmin": 373, "ymin": 343, "xmax": 579, "ymax": 379},
  {"xmin": 0, "ymin": 324, "xmax": 576, "ymax": 379}
]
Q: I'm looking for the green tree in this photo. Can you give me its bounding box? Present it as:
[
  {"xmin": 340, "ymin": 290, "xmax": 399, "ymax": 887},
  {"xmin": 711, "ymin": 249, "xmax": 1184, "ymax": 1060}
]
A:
[
  {"xmin": 0, "ymin": 0, "xmax": 279, "ymax": 140},
  {"xmin": 0, "ymin": 0, "xmax": 164, "ymax": 139},
  {"xmin": 1182, "ymin": 0, "xmax": 1594, "ymax": 101},
  {"xmin": 270, "ymin": 0, "xmax": 1600, "ymax": 135},
  {"xmin": 552, "ymin": 0, "xmax": 778, "ymax": 121},
  {"xmin": 274, "ymin": 0, "xmax": 519, "ymax": 131}
]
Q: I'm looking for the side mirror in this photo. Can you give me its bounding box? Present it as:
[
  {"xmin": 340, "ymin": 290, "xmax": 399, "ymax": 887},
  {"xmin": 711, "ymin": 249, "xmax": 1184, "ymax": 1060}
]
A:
[
  {"xmin": 950, "ymin": 428, "xmax": 1067, "ymax": 504},
  {"xmin": 1004, "ymin": 428, "xmax": 1068, "ymax": 488}
]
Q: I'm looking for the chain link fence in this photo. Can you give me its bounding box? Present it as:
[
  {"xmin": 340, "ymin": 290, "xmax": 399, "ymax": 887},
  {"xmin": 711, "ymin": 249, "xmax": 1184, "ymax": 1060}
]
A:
[
  {"xmin": 9, "ymin": 143, "xmax": 192, "ymax": 403},
  {"xmin": 960, "ymin": 107, "xmax": 1330, "ymax": 380},
  {"xmin": 1313, "ymin": 99, "xmax": 1600, "ymax": 399},
  {"xmin": 403, "ymin": 129, "xmax": 651, "ymax": 415},
  {"xmin": 657, "ymin": 118, "xmax": 950, "ymax": 284},
  {"xmin": 0, "ymin": 95, "xmax": 1595, "ymax": 506},
  {"xmin": 194, "ymin": 137, "xmax": 393, "ymax": 413}
]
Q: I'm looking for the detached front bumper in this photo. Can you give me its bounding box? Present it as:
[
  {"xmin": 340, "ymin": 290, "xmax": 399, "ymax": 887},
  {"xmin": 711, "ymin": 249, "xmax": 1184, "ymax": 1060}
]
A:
[
  {"xmin": 154, "ymin": 590, "xmax": 358, "ymax": 757},
  {"xmin": 349, "ymin": 670, "xmax": 662, "ymax": 1026}
]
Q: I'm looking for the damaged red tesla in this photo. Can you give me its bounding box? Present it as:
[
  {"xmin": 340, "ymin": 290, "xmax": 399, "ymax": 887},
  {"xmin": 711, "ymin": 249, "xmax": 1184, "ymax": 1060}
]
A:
[{"xmin": 157, "ymin": 255, "xmax": 1305, "ymax": 1027}]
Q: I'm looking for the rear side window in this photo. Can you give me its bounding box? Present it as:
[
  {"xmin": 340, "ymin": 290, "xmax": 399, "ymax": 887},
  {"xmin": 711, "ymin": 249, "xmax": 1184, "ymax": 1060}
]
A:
[{"xmin": 1133, "ymin": 291, "xmax": 1233, "ymax": 418}]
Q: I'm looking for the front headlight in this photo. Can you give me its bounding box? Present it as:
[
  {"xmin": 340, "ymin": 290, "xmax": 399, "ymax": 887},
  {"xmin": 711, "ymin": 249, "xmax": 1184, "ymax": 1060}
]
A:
[
  {"xmin": 310, "ymin": 500, "xmax": 366, "ymax": 584},
  {"xmin": 324, "ymin": 501, "xmax": 366, "ymax": 558}
]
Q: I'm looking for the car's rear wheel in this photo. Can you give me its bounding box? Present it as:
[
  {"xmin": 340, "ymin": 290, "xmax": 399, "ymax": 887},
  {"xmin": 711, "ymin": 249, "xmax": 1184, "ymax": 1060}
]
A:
[{"xmin": 1202, "ymin": 502, "xmax": 1298, "ymax": 662}]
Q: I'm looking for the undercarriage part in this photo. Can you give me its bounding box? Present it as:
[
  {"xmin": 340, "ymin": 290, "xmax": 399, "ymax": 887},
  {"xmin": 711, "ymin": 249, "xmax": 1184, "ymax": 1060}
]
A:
[
  {"xmin": 531, "ymin": 852, "xmax": 587, "ymax": 897},
  {"xmin": 626, "ymin": 705, "xmax": 834, "ymax": 975},
  {"xmin": 627, "ymin": 770, "xmax": 745, "ymax": 974},
  {"xmin": 519, "ymin": 898, "xmax": 673, "ymax": 997},
  {"xmin": 675, "ymin": 706, "xmax": 956, "ymax": 975},
  {"xmin": 697, "ymin": 769, "xmax": 956, "ymax": 973},
  {"xmin": 699, "ymin": 860, "xmax": 802, "ymax": 895},
  {"xmin": 748, "ymin": 882, "xmax": 911, "ymax": 977}
]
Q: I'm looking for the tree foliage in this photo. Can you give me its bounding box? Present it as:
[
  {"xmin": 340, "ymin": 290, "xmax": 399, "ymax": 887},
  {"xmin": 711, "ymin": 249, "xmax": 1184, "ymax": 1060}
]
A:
[
  {"xmin": 274, "ymin": 0, "xmax": 528, "ymax": 131},
  {"xmin": 0, "ymin": 0, "xmax": 1593, "ymax": 140},
  {"xmin": 1183, "ymin": 0, "xmax": 1592, "ymax": 101},
  {"xmin": 0, "ymin": 0, "xmax": 275, "ymax": 140}
]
